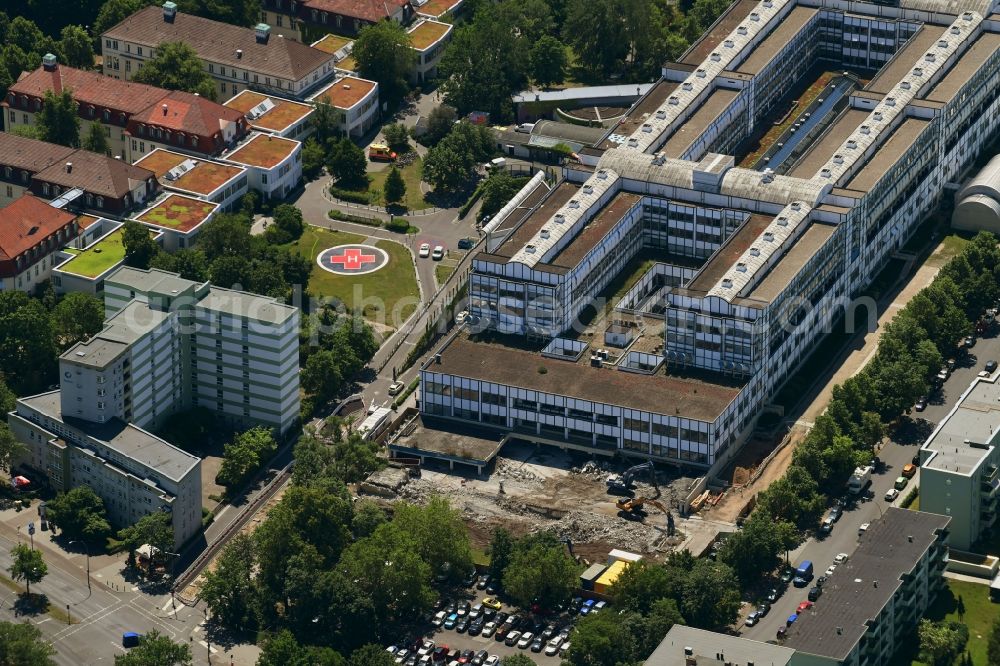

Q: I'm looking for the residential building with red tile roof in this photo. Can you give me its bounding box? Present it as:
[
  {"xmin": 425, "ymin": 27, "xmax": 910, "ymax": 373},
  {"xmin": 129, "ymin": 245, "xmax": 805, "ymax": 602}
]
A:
[
  {"xmin": 0, "ymin": 195, "xmax": 80, "ymax": 292},
  {"xmin": 261, "ymin": 0, "xmax": 413, "ymax": 42},
  {"xmin": 4, "ymin": 57, "xmax": 250, "ymax": 161},
  {"xmin": 101, "ymin": 3, "xmax": 336, "ymax": 101}
]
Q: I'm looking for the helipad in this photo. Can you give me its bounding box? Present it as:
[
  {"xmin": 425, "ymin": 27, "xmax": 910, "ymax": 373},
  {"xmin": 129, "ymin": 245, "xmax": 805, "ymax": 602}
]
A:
[{"xmin": 317, "ymin": 244, "xmax": 390, "ymax": 275}]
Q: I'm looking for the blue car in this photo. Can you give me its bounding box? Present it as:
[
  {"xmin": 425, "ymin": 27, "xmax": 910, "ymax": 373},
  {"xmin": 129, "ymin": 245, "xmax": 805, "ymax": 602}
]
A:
[
  {"xmin": 444, "ymin": 613, "xmax": 459, "ymax": 629},
  {"xmin": 122, "ymin": 632, "xmax": 142, "ymax": 648},
  {"xmin": 579, "ymin": 600, "xmax": 595, "ymax": 615}
]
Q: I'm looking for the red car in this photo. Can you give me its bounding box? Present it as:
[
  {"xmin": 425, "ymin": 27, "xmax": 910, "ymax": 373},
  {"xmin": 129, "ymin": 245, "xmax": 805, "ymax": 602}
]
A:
[{"xmin": 797, "ymin": 601, "xmax": 814, "ymax": 613}]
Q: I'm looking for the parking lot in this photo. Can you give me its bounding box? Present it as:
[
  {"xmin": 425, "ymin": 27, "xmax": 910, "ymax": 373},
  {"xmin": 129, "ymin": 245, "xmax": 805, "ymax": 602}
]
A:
[{"xmin": 387, "ymin": 575, "xmax": 596, "ymax": 666}]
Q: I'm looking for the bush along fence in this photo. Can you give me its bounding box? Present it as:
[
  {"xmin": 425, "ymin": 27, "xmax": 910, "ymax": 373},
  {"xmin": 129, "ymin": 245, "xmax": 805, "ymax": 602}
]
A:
[{"xmin": 328, "ymin": 209, "xmax": 419, "ymax": 234}]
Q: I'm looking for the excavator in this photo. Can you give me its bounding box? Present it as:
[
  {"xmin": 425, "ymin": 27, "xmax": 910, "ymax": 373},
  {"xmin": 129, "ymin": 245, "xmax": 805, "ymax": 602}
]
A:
[
  {"xmin": 606, "ymin": 461, "xmax": 658, "ymax": 495},
  {"xmin": 616, "ymin": 496, "xmax": 669, "ymax": 520}
]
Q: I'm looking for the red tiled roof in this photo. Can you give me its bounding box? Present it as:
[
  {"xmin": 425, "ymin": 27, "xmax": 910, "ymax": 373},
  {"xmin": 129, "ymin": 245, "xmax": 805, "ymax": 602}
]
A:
[
  {"xmin": 104, "ymin": 6, "xmax": 334, "ymax": 81},
  {"xmin": 34, "ymin": 150, "xmax": 155, "ymax": 200},
  {"xmin": 9, "ymin": 65, "xmax": 166, "ymax": 116},
  {"xmin": 302, "ymin": 0, "xmax": 410, "ymax": 22},
  {"xmin": 0, "ymin": 133, "xmax": 76, "ymax": 174},
  {"xmin": 130, "ymin": 90, "xmax": 243, "ymax": 137},
  {"xmin": 0, "ymin": 195, "xmax": 76, "ymax": 261}
]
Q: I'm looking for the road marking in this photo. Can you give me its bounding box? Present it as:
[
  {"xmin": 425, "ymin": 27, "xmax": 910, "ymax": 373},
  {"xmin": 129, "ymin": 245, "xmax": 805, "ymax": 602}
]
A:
[
  {"xmin": 198, "ymin": 639, "xmax": 218, "ymax": 654},
  {"xmin": 215, "ymin": 505, "xmax": 232, "ymax": 521},
  {"xmin": 161, "ymin": 599, "xmax": 174, "ymax": 612},
  {"xmin": 109, "ymin": 641, "xmax": 125, "ymax": 652},
  {"xmin": 36, "ymin": 618, "xmax": 50, "ymax": 624}
]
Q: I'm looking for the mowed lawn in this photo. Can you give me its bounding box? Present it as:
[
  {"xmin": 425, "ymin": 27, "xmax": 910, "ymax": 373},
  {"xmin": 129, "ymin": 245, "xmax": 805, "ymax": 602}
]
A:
[
  {"xmin": 292, "ymin": 226, "xmax": 419, "ymax": 325},
  {"xmin": 368, "ymin": 157, "xmax": 429, "ymax": 210}
]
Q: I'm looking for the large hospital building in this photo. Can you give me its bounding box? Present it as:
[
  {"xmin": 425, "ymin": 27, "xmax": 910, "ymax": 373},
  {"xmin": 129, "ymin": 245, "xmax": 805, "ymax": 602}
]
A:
[{"xmin": 420, "ymin": 0, "xmax": 1000, "ymax": 474}]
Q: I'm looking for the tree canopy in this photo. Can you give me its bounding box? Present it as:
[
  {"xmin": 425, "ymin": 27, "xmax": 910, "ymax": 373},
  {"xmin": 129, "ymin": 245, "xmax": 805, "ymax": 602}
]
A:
[
  {"xmin": 502, "ymin": 532, "xmax": 577, "ymax": 611},
  {"xmin": 45, "ymin": 485, "xmax": 112, "ymax": 544},
  {"xmin": 132, "ymin": 41, "xmax": 216, "ymax": 99},
  {"xmin": 9, "ymin": 544, "xmax": 47, "ymax": 596},
  {"xmin": 114, "ymin": 630, "xmax": 191, "ymax": 666},
  {"xmin": 353, "ymin": 21, "xmax": 414, "ymax": 108},
  {"xmin": 0, "ymin": 621, "xmax": 57, "ymax": 665}
]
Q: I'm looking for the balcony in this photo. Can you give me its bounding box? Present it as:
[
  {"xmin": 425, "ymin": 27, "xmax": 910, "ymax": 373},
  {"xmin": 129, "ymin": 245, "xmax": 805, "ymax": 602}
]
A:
[
  {"xmin": 981, "ymin": 476, "xmax": 1000, "ymax": 497},
  {"xmin": 984, "ymin": 463, "xmax": 999, "ymax": 484}
]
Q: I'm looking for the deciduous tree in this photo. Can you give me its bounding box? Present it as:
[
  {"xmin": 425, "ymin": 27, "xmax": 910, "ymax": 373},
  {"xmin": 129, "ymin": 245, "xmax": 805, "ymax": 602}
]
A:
[
  {"xmin": 51, "ymin": 292, "xmax": 105, "ymax": 350},
  {"xmin": 82, "ymin": 121, "xmax": 111, "ymax": 155},
  {"xmin": 529, "ymin": 36, "xmax": 567, "ymax": 88},
  {"xmin": 122, "ymin": 220, "xmax": 158, "ymax": 269},
  {"xmin": 353, "ymin": 21, "xmax": 414, "ymax": 108},
  {"xmin": 327, "ymin": 138, "xmax": 368, "ymax": 189},
  {"xmin": 0, "ymin": 621, "xmax": 57, "ymax": 665},
  {"xmin": 0, "ymin": 292, "xmax": 57, "ymax": 394},
  {"xmin": 394, "ymin": 496, "xmax": 473, "ymax": 581},
  {"xmin": 45, "ymin": 486, "xmax": 112, "ymax": 544},
  {"xmin": 133, "ymin": 41, "xmax": 216, "ymax": 100},
  {"xmin": 502, "ymin": 532, "xmax": 576, "ymax": 611},
  {"xmin": 34, "ymin": 89, "xmax": 80, "ymax": 147},
  {"xmin": 114, "ymin": 630, "xmax": 191, "ymax": 665},
  {"xmin": 200, "ymin": 533, "xmax": 258, "ymax": 631},
  {"xmin": 9, "ymin": 543, "xmax": 46, "ymax": 596},
  {"xmin": 216, "ymin": 427, "xmax": 278, "ymax": 488}
]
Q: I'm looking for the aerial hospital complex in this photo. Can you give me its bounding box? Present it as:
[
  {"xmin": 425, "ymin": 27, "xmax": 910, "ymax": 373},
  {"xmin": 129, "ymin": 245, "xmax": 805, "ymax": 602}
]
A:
[{"xmin": 420, "ymin": 0, "xmax": 1000, "ymax": 474}]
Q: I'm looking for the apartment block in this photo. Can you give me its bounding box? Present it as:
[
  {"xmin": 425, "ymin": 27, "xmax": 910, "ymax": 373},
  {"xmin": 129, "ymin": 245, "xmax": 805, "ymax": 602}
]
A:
[
  {"xmin": 102, "ymin": 3, "xmax": 337, "ymax": 100},
  {"xmin": 308, "ymin": 76, "xmax": 379, "ymax": 138},
  {"xmin": 220, "ymin": 133, "xmax": 303, "ymax": 200},
  {"xmin": 421, "ymin": 0, "xmax": 1000, "ymax": 472},
  {"xmin": 919, "ymin": 371, "xmax": 1000, "ymax": 550}
]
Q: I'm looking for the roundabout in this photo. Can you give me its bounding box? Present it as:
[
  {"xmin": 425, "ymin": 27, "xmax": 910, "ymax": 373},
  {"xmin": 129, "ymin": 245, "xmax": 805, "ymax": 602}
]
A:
[{"xmin": 317, "ymin": 244, "xmax": 390, "ymax": 276}]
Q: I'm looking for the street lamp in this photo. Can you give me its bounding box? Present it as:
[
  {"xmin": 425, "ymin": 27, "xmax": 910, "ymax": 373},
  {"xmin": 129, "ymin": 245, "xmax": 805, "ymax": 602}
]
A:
[{"xmin": 67, "ymin": 540, "xmax": 91, "ymax": 591}]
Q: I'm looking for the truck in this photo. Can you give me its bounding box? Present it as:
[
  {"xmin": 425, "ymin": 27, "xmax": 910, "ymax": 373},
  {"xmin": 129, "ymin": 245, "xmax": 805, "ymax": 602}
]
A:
[
  {"xmin": 847, "ymin": 465, "xmax": 873, "ymax": 495},
  {"xmin": 792, "ymin": 560, "xmax": 813, "ymax": 587},
  {"xmin": 357, "ymin": 407, "xmax": 393, "ymax": 441}
]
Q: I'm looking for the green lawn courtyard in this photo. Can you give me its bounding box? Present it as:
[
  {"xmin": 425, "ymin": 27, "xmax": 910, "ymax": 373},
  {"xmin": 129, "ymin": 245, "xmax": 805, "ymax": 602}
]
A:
[
  {"xmin": 290, "ymin": 226, "xmax": 420, "ymax": 325},
  {"xmin": 367, "ymin": 156, "xmax": 430, "ymax": 210}
]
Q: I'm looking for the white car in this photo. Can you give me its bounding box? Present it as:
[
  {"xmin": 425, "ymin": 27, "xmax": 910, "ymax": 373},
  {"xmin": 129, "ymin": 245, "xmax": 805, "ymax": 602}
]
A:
[
  {"xmin": 834, "ymin": 553, "xmax": 849, "ymax": 564},
  {"xmin": 517, "ymin": 633, "xmax": 534, "ymax": 649},
  {"xmin": 593, "ymin": 600, "xmax": 607, "ymax": 613},
  {"xmin": 481, "ymin": 622, "xmax": 497, "ymax": 638},
  {"xmin": 885, "ymin": 488, "xmax": 900, "ymax": 502},
  {"xmin": 858, "ymin": 522, "xmax": 871, "ymax": 535},
  {"xmin": 419, "ymin": 243, "xmax": 431, "ymax": 258},
  {"xmin": 418, "ymin": 641, "xmax": 435, "ymax": 657},
  {"xmin": 484, "ymin": 657, "xmax": 500, "ymax": 666},
  {"xmin": 432, "ymin": 245, "xmax": 445, "ymax": 260},
  {"xmin": 825, "ymin": 564, "xmax": 837, "ymax": 577},
  {"xmin": 388, "ymin": 381, "xmax": 405, "ymax": 396},
  {"xmin": 559, "ymin": 642, "xmax": 571, "ymax": 657},
  {"xmin": 544, "ymin": 637, "xmax": 563, "ymax": 656}
]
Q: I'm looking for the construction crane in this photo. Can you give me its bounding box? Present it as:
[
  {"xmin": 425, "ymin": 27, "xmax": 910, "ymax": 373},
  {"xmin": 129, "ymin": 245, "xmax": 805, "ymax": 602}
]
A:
[
  {"xmin": 606, "ymin": 461, "xmax": 658, "ymax": 495},
  {"xmin": 616, "ymin": 496, "xmax": 669, "ymax": 516}
]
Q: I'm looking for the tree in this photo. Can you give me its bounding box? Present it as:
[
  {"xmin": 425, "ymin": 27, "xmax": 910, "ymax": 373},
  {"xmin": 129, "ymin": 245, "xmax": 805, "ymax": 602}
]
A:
[
  {"xmin": 352, "ymin": 21, "xmax": 414, "ymax": 108},
  {"xmin": 258, "ymin": 630, "xmax": 345, "ymax": 666},
  {"xmin": 500, "ymin": 656, "xmax": 537, "ymax": 666},
  {"xmin": 327, "ymin": 138, "xmax": 368, "ymax": 189},
  {"xmin": 58, "ymin": 25, "xmax": 94, "ymax": 69},
  {"xmin": 610, "ymin": 560, "xmax": 676, "ymax": 615},
  {"xmin": 439, "ymin": 4, "xmax": 527, "ymax": 121},
  {"xmin": 302, "ymin": 349, "xmax": 345, "ymax": 402},
  {"xmin": 718, "ymin": 514, "xmax": 799, "ymax": 584},
  {"xmin": 150, "ymin": 248, "xmax": 209, "ymax": 282},
  {"xmin": 422, "ymin": 104, "xmax": 457, "ymax": 147},
  {"xmin": 383, "ymin": 167, "xmax": 406, "ymax": 206},
  {"xmin": 0, "ymin": 291, "xmax": 58, "ymax": 394},
  {"xmin": 987, "ymin": 617, "xmax": 1000, "ymax": 666},
  {"xmin": 502, "ymin": 532, "xmax": 577, "ymax": 611},
  {"xmin": 394, "ymin": 497, "xmax": 473, "ymax": 581},
  {"xmin": 567, "ymin": 611, "xmax": 640, "ymax": 666},
  {"xmin": 0, "ymin": 424, "xmax": 28, "ymax": 475},
  {"xmin": 8, "ymin": 18, "xmax": 47, "ymax": 56},
  {"xmin": 178, "ymin": 0, "xmax": 260, "ymax": 26},
  {"xmin": 488, "ymin": 527, "xmax": 514, "ymax": 584},
  {"xmin": 0, "ymin": 376, "xmax": 16, "ymax": 415},
  {"xmin": 272, "ymin": 204, "xmax": 305, "ymax": 240},
  {"xmin": 200, "ymin": 533, "xmax": 258, "ymax": 631},
  {"xmin": 382, "ymin": 124, "xmax": 410, "ymax": 154},
  {"xmin": 45, "ymin": 486, "xmax": 112, "ymax": 544},
  {"xmin": 114, "ymin": 630, "xmax": 191, "ymax": 665},
  {"xmin": 122, "ymin": 220, "xmax": 158, "ymax": 269},
  {"xmin": 310, "ymin": 101, "xmax": 342, "ymax": 145},
  {"xmin": 529, "ymin": 36, "xmax": 567, "ymax": 88},
  {"xmin": 918, "ymin": 620, "xmax": 969, "ymax": 666},
  {"xmin": 0, "ymin": 621, "xmax": 57, "ymax": 665},
  {"xmin": 94, "ymin": 0, "xmax": 156, "ymax": 43},
  {"xmin": 34, "ymin": 89, "xmax": 80, "ymax": 147},
  {"xmin": 9, "ymin": 544, "xmax": 46, "ymax": 596},
  {"xmin": 132, "ymin": 41, "xmax": 216, "ymax": 100},
  {"xmin": 301, "ymin": 137, "xmax": 326, "ymax": 180},
  {"xmin": 348, "ymin": 644, "xmax": 396, "ymax": 666},
  {"xmin": 196, "ymin": 212, "xmax": 253, "ymax": 260},
  {"xmin": 216, "ymin": 427, "xmax": 277, "ymax": 488},
  {"xmin": 479, "ymin": 172, "xmax": 523, "ymax": 220},
  {"xmin": 117, "ymin": 511, "xmax": 173, "ymax": 568},
  {"xmin": 680, "ymin": 559, "xmax": 740, "ymax": 630},
  {"xmin": 82, "ymin": 121, "xmax": 110, "ymax": 155},
  {"xmin": 209, "ymin": 255, "xmax": 251, "ymax": 289},
  {"xmin": 351, "ymin": 500, "xmax": 386, "ymax": 539},
  {"xmin": 51, "ymin": 292, "xmax": 105, "ymax": 350}
]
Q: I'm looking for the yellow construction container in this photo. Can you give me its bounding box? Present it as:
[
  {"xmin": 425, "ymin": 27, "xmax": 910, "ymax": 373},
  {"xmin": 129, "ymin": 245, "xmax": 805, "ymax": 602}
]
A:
[{"xmin": 593, "ymin": 559, "xmax": 629, "ymax": 595}]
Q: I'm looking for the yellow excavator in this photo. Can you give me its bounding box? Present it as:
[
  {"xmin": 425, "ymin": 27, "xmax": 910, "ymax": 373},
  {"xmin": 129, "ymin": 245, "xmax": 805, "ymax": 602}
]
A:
[{"xmin": 616, "ymin": 496, "xmax": 669, "ymax": 519}]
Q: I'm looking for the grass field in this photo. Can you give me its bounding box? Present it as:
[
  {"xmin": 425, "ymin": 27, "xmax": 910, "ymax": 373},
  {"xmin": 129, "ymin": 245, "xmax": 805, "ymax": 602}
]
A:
[
  {"xmin": 368, "ymin": 157, "xmax": 429, "ymax": 210},
  {"xmin": 435, "ymin": 263, "xmax": 456, "ymax": 285},
  {"xmin": 292, "ymin": 226, "xmax": 419, "ymax": 324}
]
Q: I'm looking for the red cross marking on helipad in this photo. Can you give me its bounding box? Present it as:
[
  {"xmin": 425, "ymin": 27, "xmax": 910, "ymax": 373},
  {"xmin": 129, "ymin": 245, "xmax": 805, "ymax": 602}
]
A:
[{"xmin": 328, "ymin": 247, "xmax": 377, "ymax": 270}]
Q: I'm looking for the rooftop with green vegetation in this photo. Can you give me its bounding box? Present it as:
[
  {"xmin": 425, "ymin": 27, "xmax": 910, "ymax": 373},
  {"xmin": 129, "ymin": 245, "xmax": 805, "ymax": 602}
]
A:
[
  {"xmin": 311, "ymin": 33, "xmax": 352, "ymax": 55},
  {"xmin": 408, "ymin": 20, "xmax": 451, "ymax": 50},
  {"xmin": 137, "ymin": 194, "xmax": 218, "ymax": 232},
  {"xmin": 58, "ymin": 229, "xmax": 129, "ymax": 278}
]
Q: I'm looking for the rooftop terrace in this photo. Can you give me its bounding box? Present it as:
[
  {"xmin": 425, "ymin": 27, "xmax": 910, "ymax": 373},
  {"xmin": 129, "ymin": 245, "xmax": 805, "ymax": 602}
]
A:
[
  {"xmin": 134, "ymin": 150, "xmax": 244, "ymax": 196},
  {"xmin": 310, "ymin": 33, "xmax": 352, "ymax": 55},
  {"xmin": 136, "ymin": 193, "xmax": 218, "ymax": 232},
  {"xmin": 433, "ymin": 333, "xmax": 745, "ymax": 422},
  {"xmin": 311, "ymin": 76, "xmax": 377, "ymax": 109},
  {"xmin": 224, "ymin": 90, "xmax": 314, "ymax": 133},
  {"xmin": 225, "ymin": 133, "xmax": 298, "ymax": 169}
]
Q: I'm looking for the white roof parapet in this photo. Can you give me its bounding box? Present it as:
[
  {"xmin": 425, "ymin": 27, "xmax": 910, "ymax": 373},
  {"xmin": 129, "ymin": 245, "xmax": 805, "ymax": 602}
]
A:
[
  {"xmin": 597, "ymin": 148, "xmax": 698, "ymax": 189},
  {"xmin": 508, "ymin": 168, "xmax": 621, "ymax": 267},
  {"xmin": 707, "ymin": 201, "xmax": 813, "ymax": 300},
  {"xmin": 899, "ymin": 0, "xmax": 992, "ymax": 16},
  {"xmin": 814, "ymin": 11, "xmax": 982, "ymax": 184},
  {"xmin": 623, "ymin": 0, "xmax": 793, "ymax": 154},
  {"xmin": 720, "ymin": 167, "xmax": 829, "ymax": 206}
]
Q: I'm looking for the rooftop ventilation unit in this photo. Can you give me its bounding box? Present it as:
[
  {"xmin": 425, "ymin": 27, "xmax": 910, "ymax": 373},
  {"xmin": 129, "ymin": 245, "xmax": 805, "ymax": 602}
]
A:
[
  {"xmin": 682, "ymin": 82, "xmax": 693, "ymax": 91},
  {"xmin": 641, "ymin": 123, "xmax": 653, "ymax": 133},
  {"xmin": 627, "ymin": 138, "xmax": 639, "ymax": 148},
  {"xmin": 247, "ymin": 98, "xmax": 276, "ymax": 120},
  {"xmin": 776, "ymin": 216, "xmax": 789, "ymax": 226},
  {"xmin": 553, "ymin": 213, "xmax": 566, "ymax": 224},
  {"xmin": 696, "ymin": 68, "xmax": 707, "ymax": 77},
  {"xmin": 656, "ymin": 110, "xmax": 667, "ymax": 119},
  {"xmin": 540, "ymin": 228, "xmax": 550, "ymax": 239},
  {"xmin": 873, "ymin": 112, "xmax": 883, "ymax": 121},
  {"xmin": 833, "ymin": 154, "xmax": 844, "ymax": 164},
  {"xmin": 913, "ymin": 67, "xmax": 923, "ymax": 76},
  {"xmin": 899, "ymin": 81, "xmax": 911, "ymax": 90},
  {"xmin": 582, "ymin": 184, "xmax": 594, "ymax": 195},
  {"xmin": 925, "ymin": 52, "xmax": 936, "ymax": 62},
  {"xmin": 820, "ymin": 168, "xmax": 832, "ymax": 178},
  {"xmin": 763, "ymin": 0, "xmax": 772, "ymax": 7},
  {"xmin": 846, "ymin": 139, "xmax": 858, "ymax": 149},
  {"xmin": 950, "ymin": 26, "xmax": 961, "ymax": 34},
  {"xmin": 736, "ymin": 262, "xmax": 747, "ymax": 272},
  {"xmin": 668, "ymin": 96, "xmax": 680, "ymax": 105},
  {"xmin": 885, "ymin": 97, "xmax": 896, "ymax": 106},
  {"xmin": 724, "ymin": 39, "xmax": 734, "ymax": 48},
  {"xmin": 721, "ymin": 278, "xmax": 733, "ymax": 288},
  {"xmin": 236, "ymin": 49, "xmax": 243, "ymax": 59},
  {"xmin": 763, "ymin": 231, "xmax": 774, "ymax": 242},
  {"xmin": 710, "ymin": 52, "xmax": 721, "ymax": 61},
  {"xmin": 165, "ymin": 159, "xmax": 198, "ymax": 181},
  {"xmin": 749, "ymin": 247, "xmax": 760, "ymax": 256},
  {"xmin": 596, "ymin": 169, "xmax": 608, "ymax": 180},
  {"xmin": 568, "ymin": 199, "xmax": 580, "ymax": 209},
  {"xmin": 255, "ymin": 23, "xmax": 271, "ymax": 43},
  {"xmin": 938, "ymin": 39, "xmax": 949, "ymax": 48},
  {"xmin": 790, "ymin": 201, "xmax": 802, "ymax": 211},
  {"xmin": 860, "ymin": 124, "xmax": 871, "ymax": 134},
  {"xmin": 963, "ymin": 10, "xmax": 974, "ymax": 19},
  {"xmin": 762, "ymin": 168, "xmax": 775, "ymax": 183},
  {"xmin": 750, "ymin": 11, "xmax": 760, "ymax": 20},
  {"xmin": 525, "ymin": 244, "xmax": 537, "ymax": 254},
  {"xmin": 737, "ymin": 25, "xmax": 748, "ymax": 34}
]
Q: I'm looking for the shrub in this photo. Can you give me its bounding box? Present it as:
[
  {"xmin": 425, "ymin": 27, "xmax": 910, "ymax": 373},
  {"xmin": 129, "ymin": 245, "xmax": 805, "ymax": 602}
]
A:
[{"xmin": 329, "ymin": 186, "xmax": 372, "ymax": 205}]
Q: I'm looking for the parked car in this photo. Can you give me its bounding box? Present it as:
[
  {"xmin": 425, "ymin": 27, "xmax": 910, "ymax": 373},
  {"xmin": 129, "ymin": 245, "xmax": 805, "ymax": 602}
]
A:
[
  {"xmin": 816, "ymin": 576, "xmax": 828, "ymax": 588},
  {"xmin": 419, "ymin": 243, "xmax": 431, "ymax": 258},
  {"xmin": 458, "ymin": 237, "xmax": 475, "ymax": 250},
  {"xmin": 472, "ymin": 651, "xmax": 488, "ymax": 666},
  {"xmin": 758, "ymin": 602, "xmax": 771, "ymax": 617},
  {"xmin": 481, "ymin": 622, "xmax": 497, "ymax": 638},
  {"xmin": 418, "ymin": 641, "xmax": 435, "ymax": 657},
  {"xmin": 745, "ymin": 611, "xmax": 762, "ymax": 627},
  {"xmin": 468, "ymin": 619, "xmax": 484, "ymax": 636},
  {"xmin": 494, "ymin": 624, "xmax": 511, "ymax": 641},
  {"xmin": 483, "ymin": 597, "xmax": 502, "ymax": 610},
  {"xmin": 824, "ymin": 565, "xmax": 836, "ymax": 577},
  {"xmin": 432, "ymin": 647, "xmax": 449, "ymax": 662},
  {"xmin": 504, "ymin": 631, "xmax": 521, "ymax": 647},
  {"xmin": 858, "ymin": 522, "xmax": 871, "ymax": 535},
  {"xmin": 766, "ymin": 588, "xmax": 781, "ymax": 603},
  {"xmin": 444, "ymin": 614, "xmax": 458, "ymax": 630},
  {"xmin": 477, "ymin": 576, "xmax": 490, "ymax": 590},
  {"xmin": 569, "ymin": 597, "xmax": 583, "ymax": 612},
  {"xmin": 432, "ymin": 611, "xmax": 446, "ymax": 627},
  {"xmin": 914, "ymin": 396, "xmax": 928, "ymax": 412},
  {"xmin": 459, "ymin": 650, "xmax": 475, "ymax": 664},
  {"xmin": 388, "ymin": 381, "xmax": 405, "ymax": 396},
  {"xmin": 559, "ymin": 642, "xmax": 571, "ymax": 657},
  {"xmin": 593, "ymin": 601, "xmax": 607, "ymax": 613},
  {"xmin": 122, "ymin": 633, "xmax": 142, "ymax": 648},
  {"xmin": 965, "ymin": 336, "xmax": 976, "ymax": 348},
  {"xmin": 808, "ymin": 587, "xmax": 822, "ymax": 602},
  {"xmin": 580, "ymin": 599, "xmax": 596, "ymax": 615},
  {"xmin": 456, "ymin": 619, "xmax": 469, "ymax": 634},
  {"xmin": 895, "ymin": 476, "xmax": 909, "ymax": 490},
  {"xmin": 902, "ymin": 463, "xmax": 917, "ymax": 478},
  {"xmin": 819, "ymin": 516, "xmax": 835, "ymax": 534},
  {"xmin": 829, "ymin": 506, "xmax": 842, "ymax": 522},
  {"xmin": 545, "ymin": 637, "xmax": 564, "ymax": 656},
  {"xmin": 517, "ymin": 633, "xmax": 534, "ymax": 649},
  {"xmin": 457, "ymin": 602, "xmax": 471, "ymax": 617},
  {"xmin": 484, "ymin": 657, "xmax": 500, "ymax": 666},
  {"xmin": 987, "ymin": 360, "xmax": 998, "ymax": 373},
  {"xmin": 531, "ymin": 639, "xmax": 544, "ymax": 653},
  {"xmin": 432, "ymin": 246, "xmax": 445, "ymax": 260},
  {"xmin": 797, "ymin": 601, "xmax": 814, "ymax": 612},
  {"xmin": 834, "ymin": 553, "xmax": 849, "ymax": 564}
]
